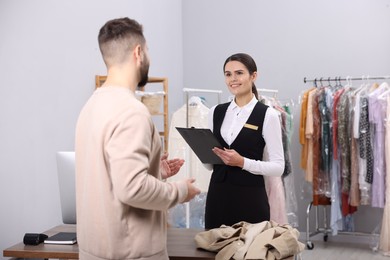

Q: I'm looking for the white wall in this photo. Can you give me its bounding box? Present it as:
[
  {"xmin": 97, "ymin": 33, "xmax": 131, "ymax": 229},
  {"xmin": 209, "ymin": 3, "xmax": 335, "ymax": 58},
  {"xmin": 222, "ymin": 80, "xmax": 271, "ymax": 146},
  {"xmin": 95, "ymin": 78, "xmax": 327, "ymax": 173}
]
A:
[
  {"xmin": 182, "ymin": 0, "xmax": 390, "ymax": 233},
  {"xmin": 0, "ymin": 0, "xmax": 183, "ymax": 255}
]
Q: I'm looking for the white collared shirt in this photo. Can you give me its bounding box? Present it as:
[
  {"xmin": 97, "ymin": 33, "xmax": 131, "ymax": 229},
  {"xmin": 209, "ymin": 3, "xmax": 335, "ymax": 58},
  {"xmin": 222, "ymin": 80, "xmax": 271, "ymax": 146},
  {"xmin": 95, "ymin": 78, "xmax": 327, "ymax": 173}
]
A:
[{"xmin": 208, "ymin": 96, "xmax": 284, "ymax": 177}]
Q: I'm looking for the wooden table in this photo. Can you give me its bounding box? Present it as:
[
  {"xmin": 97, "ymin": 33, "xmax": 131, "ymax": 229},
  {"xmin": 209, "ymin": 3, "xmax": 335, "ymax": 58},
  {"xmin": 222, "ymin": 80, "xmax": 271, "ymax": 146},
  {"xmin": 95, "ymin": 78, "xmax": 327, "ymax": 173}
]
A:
[{"xmin": 3, "ymin": 224, "xmax": 216, "ymax": 260}]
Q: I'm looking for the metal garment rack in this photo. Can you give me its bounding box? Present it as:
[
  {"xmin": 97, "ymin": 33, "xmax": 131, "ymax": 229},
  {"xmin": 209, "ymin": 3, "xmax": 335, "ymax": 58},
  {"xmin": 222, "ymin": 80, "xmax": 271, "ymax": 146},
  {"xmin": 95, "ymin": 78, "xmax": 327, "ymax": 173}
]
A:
[
  {"xmin": 257, "ymin": 88, "xmax": 279, "ymax": 98},
  {"xmin": 181, "ymin": 88, "xmax": 222, "ymax": 228},
  {"xmin": 302, "ymin": 75, "xmax": 390, "ymax": 250},
  {"xmin": 304, "ymin": 76, "xmax": 390, "ymax": 84}
]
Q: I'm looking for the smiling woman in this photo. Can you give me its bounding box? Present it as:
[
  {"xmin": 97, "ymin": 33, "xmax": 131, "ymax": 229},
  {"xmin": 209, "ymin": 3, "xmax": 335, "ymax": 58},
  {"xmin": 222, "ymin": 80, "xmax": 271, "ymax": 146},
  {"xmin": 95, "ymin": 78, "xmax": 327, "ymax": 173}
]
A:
[
  {"xmin": 204, "ymin": 53, "xmax": 285, "ymax": 229},
  {"xmin": 223, "ymin": 54, "xmax": 258, "ymax": 104}
]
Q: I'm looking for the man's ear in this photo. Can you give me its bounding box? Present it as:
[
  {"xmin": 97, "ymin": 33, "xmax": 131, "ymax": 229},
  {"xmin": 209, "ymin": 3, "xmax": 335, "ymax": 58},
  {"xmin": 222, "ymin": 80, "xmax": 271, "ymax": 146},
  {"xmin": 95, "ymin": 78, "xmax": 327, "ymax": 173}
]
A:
[{"xmin": 134, "ymin": 44, "xmax": 142, "ymax": 64}]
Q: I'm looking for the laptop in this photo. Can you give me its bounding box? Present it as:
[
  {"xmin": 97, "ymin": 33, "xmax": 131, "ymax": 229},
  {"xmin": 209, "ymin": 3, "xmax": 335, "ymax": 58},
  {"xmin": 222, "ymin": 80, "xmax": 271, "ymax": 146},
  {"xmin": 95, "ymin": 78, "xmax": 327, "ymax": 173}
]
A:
[{"xmin": 56, "ymin": 151, "xmax": 76, "ymax": 224}]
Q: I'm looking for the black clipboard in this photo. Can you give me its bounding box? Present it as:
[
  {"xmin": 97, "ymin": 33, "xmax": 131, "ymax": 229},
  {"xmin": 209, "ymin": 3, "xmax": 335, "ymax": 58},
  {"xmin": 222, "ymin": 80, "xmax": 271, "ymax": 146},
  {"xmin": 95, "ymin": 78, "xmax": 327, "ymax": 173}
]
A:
[{"xmin": 175, "ymin": 127, "xmax": 224, "ymax": 164}]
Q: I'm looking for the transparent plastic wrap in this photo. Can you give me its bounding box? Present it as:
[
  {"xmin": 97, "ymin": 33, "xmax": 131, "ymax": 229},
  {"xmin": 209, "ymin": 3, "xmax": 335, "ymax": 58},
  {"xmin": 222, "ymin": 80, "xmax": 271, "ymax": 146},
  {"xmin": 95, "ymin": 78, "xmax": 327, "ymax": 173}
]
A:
[
  {"xmin": 336, "ymin": 90, "xmax": 352, "ymax": 195},
  {"xmin": 369, "ymin": 94, "xmax": 387, "ymax": 208},
  {"xmin": 283, "ymin": 171, "xmax": 299, "ymax": 228},
  {"xmin": 318, "ymin": 89, "xmax": 332, "ymax": 198},
  {"xmin": 312, "ymin": 89, "xmax": 326, "ymax": 197},
  {"xmin": 300, "ymin": 178, "xmax": 313, "ymax": 201},
  {"xmin": 370, "ymin": 223, "xmax": 381, "ymax": 253},
  {"xmin": 167, "ymin": 97, "xmax": 211, "ymax": 192},
  {"xmin": 281, "ymin": 103, "xmax": 299, "ymax": 227},
  {"xmin": 168, "ymin": 192, "xmax": 207, "ymax": 229},
  {"xmin": 358, "ymin": 96, "xmax": 372, "ymax": 205},
  {"xmin": 265, "ymin": 176, "xmax": 287, "ymax": 224},
  {"xmin": 167, "ymin": 97, "xmax": 211, "ymax": 228},
  {"xmin": 379, "ymin": 95, "xmax": 390, "ymax": 256},
  {"xmin": 269, "ymin": 101, "xmax": 299, "ymax": 227}
]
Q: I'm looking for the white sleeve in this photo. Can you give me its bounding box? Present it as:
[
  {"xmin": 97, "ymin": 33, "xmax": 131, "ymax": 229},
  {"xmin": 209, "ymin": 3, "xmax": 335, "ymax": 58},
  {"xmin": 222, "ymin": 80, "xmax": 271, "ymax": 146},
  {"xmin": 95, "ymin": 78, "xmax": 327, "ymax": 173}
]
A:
[{"xmin": 242, "ymin": 107, "xmax": 285, "ymax": 176}]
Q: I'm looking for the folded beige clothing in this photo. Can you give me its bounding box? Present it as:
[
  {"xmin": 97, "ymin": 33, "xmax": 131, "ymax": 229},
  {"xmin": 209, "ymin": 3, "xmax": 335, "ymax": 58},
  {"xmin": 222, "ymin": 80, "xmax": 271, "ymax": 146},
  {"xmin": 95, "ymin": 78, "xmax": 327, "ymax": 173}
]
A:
[{"xmin": 195, "ymin": 220, "xmax": 305, "ymax": 260}]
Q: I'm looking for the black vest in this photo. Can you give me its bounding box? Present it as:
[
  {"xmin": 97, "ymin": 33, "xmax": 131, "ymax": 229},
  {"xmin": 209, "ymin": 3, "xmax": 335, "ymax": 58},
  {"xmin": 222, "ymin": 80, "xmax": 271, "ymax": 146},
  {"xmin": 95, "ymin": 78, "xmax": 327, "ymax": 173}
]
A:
[{"xmin": 211, "ymin": 101, "xmax": 268, "ymax": 186}]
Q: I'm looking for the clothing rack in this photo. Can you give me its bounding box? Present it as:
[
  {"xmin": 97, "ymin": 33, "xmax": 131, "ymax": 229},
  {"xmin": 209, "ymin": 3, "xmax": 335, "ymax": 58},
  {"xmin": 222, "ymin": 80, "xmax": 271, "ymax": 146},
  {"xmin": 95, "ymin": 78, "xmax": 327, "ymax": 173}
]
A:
[
  {"xmin": 301, "ymin": 75, "xmax": 390, "ymax": 250},
  {"xmin": 303, "ymin": 76, "xmax": 390, "ymax": 84}
]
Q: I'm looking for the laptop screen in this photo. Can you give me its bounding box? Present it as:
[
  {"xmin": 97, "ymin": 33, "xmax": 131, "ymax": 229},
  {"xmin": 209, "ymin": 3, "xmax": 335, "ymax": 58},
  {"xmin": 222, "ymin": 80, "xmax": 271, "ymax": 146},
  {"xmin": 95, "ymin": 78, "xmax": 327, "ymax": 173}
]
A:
[{"xmin": 56, "ymin": 151, "xmax": 76, "ymax": 224}]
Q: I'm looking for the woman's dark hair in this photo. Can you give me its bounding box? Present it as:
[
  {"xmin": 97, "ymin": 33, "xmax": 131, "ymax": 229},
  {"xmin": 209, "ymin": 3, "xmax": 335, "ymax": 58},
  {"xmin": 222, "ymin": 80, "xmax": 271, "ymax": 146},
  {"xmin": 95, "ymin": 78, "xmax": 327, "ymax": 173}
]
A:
[{"xmin": 223, "ymin": 53, "xmax": 259, "ymax": 100}]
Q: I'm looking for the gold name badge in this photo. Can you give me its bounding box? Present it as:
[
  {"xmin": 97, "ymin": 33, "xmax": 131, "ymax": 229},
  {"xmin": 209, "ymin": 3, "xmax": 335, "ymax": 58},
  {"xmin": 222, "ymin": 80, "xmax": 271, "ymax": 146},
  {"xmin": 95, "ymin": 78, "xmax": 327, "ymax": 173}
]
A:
[{"xmin": 244, "ymin": 123, "xmax": 258, "ymax": 130}]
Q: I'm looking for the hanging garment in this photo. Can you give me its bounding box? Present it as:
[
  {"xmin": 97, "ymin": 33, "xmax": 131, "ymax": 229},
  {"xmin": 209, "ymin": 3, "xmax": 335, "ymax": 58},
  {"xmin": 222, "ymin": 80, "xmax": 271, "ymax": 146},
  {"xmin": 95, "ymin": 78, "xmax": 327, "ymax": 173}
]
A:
[
  {"xmin": 263, "ymin": 146, "xmax": 288, "ymax": 225},
  {"xmin": 353, "ymin": 91, "xmax": 371, "ymax": 205},
  {"xmin": 368, "ymin": 82, "xmax": 388, "ymax": 208},
  {"xmin": 281, "ymin": 102, "xmax": 299, "ymax": 228},
  {"xmin": 350, "ymin": 130, "xmax": 361, "ymax": 207},
  {"xmin": 379, "ymin": 95, "xmax": 390, "ymax": 256},
  {"xmin": 300, "ymin": 88, "xmax": 315, "ymax": 171},
  {"xmin": 330, "ymin": 158, "xmax": 343, "ymax": 235},
  {"xmin": 337, "ymin": 89, "xmax": 358, "ymax": 216},
  {"xmin": 358, "ymin": 95, "xmax": 372, "ymax": 205},
  {"xmin": 273, "ymin": 103, "xmax": 292, "ymax": 177},
  {"xmin": 167, "ymin": 97, "xmax": 210, "ymax": 228},
  {"xmin": 265, "ymin": 176, "xmax": 288, "ymax": 225},
  {"xmin": 167, "ymin": 97, "xmax": 211, "ymax": 192},
  {"xmin": 312, "ymin": 88, "xmax": 331, "ymax": 206},
  {"xmin": 318, "ymin": 87, "xmax": 331, "ymax": 197},
  {"xmin": 260, "ymin": 97, "xmax": 291, "ymax": 225},
  {"xmin": 337, "ymin": 89, "xmax": 352, "ymax": 194},
  {"xmin": 332, "ymin": 88, "xmax": 346, "ymax": 160},
  {"xmin": 304, "ymin": 88, "xmax": 318, "ymax": 182},
  {"xmin": 349, "ymin": 91, "xmax": 361, "ymax": 207}
]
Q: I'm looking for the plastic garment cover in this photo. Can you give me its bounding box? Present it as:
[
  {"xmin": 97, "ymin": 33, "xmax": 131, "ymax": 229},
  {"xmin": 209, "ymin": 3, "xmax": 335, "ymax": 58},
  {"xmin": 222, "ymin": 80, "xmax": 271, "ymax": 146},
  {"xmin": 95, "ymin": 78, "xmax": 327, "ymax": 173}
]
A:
[
  {"xmin": 168, "ymin": 192, "xmax": 207, "ymax": 228},
  {"xmin": 167, "ymin": 96, "xmax": 210, "ymax": 228},
  {"xmin": 167, "ymin": 96, "xmax": 211, "ymax": 191},
  {"xmin": 263, "ymin": 146, "xmax": 288, "ymax": 225},
  {"xmin": 367, "ymin": 82, "xmax": 388, "ymax": 208},
  {"xmin": 379, "ymin": 94, "xmax": 390, "ymax": 256},
  {"xmin": 279, "ymin": 101, "xmax": 299, "ymax": 228},
  {"xmin": 262, "ymin": 97, "xmax": 299, "ymax": 228}
]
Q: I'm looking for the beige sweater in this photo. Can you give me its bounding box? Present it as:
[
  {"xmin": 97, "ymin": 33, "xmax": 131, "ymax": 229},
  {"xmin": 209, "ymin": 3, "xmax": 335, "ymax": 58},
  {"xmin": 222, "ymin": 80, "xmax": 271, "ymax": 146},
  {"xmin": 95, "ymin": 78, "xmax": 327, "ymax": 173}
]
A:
[{"xmin": 75, "ymin": 86, "xmax": 188, "ymax": 259}]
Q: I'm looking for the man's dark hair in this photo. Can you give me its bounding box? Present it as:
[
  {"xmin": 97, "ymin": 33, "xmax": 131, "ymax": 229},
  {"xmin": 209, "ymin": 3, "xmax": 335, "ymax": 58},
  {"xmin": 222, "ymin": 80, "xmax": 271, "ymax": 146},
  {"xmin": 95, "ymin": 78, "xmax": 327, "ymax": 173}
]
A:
[{"xmin": 98, "ymin": 17, "xmax": 146, "ymax": 66}]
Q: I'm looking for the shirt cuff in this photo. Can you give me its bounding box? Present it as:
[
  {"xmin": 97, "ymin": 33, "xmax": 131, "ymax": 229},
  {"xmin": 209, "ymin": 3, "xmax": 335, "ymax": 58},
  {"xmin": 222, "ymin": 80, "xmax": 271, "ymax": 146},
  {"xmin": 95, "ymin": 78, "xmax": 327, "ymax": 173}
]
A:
[{"xmin": 243, "ymin": 157, "xmax": 250, "ymax": 171}]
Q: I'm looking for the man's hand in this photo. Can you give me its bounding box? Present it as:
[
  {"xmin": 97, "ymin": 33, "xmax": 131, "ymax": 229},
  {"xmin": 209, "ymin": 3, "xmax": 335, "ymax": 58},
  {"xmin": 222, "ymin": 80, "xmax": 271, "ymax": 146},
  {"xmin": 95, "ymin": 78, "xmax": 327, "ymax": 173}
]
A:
[
  {"xmin": 182, "ymin": 178, "xmax": 201, "ymax": 203},
  {"xmin": 160, "ymin": 153, "xmax": 185, "ymax": 179}
]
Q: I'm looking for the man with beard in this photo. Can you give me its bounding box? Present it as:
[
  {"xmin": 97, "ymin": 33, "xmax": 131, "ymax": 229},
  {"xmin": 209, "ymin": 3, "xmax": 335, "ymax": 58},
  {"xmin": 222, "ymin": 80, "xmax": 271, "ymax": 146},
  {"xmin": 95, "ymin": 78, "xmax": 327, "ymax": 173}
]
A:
[{"xmin": 75, "ymin": 17, "xmax": 200, "ymax": 260}]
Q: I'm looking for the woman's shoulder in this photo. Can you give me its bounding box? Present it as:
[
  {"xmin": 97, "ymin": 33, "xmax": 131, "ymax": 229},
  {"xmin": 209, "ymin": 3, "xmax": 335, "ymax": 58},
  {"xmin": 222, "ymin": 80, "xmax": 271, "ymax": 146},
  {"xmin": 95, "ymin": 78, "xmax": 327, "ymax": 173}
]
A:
[{"xmin": 214, "ymin": 101, "xmax": 231, "ymax": 110}]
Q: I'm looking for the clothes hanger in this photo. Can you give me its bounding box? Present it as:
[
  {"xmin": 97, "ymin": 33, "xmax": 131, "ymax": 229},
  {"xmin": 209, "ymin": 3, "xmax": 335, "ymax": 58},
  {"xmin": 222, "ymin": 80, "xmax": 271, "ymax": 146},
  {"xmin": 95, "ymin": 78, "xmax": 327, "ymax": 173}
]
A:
[
  {"xmin": 352, "ymin": 75, "xmax": 368, "ymax": 96},
  {"xmin": 377, "ymin": 82, "xmax": 390, "ymax": 100},
  {"xmin": 345, "ymin": 76, "xmax": 352, "ymax": 88},
  {"xmin": 188, "ymin": 96, "xmax": 203, "ymax": 106},
  {"xmin": 336, "ymin": 76, "xmax": 343, "ymax": 89},
  {"xmin": 327, "ymin": 77, "xmax": 332, "ymax": 88},
  {"xmin": 319, "ymin": 77, "xmax": 324, "ymax": 88},
  {"xmin": 368, "ymin": 79, "xmax": 389, "ymax": 98}
]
